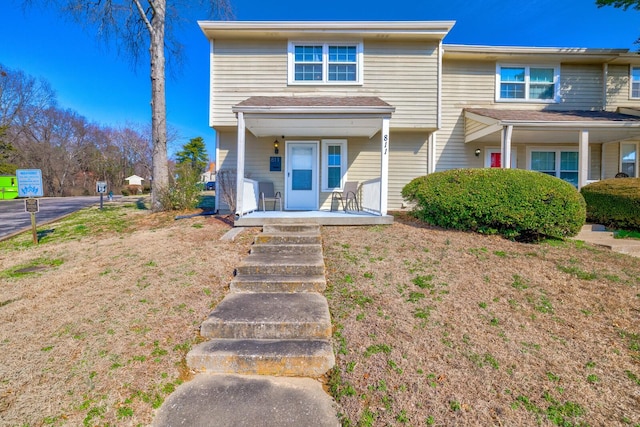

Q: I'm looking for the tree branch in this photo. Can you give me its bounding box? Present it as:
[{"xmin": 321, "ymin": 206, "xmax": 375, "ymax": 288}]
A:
[{"xmin": 132, "ymin": 0, "xmax": 154, "ymax": 34}]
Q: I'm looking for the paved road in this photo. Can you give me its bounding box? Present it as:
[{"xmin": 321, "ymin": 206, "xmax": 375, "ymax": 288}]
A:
[{"xmin": 0, "ymin": 196, "xmax": 106, "ymax": 240}]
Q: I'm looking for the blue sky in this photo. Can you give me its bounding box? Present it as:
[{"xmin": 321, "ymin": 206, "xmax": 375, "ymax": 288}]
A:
[{"xmin": 1, "ymin": 0, "xmax": 639, "ymax": 159}]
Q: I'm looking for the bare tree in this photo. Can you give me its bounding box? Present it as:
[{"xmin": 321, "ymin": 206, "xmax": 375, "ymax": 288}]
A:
[
  {"xmin": 0, "ymin": 63, "xmax": 56, "ymax": 172},
  {"xmin": 24, "ymin": 0, "xmax": 233, "ymax": 210}
]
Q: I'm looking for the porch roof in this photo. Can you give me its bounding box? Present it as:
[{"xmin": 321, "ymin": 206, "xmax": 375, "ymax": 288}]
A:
[
  {"xmin": 464, "ymin": 108, "xmax": 640, "ymax": 144},
  {"xmin": 232, "ymin": 96, "xmax": 396, "ymax": 138}
]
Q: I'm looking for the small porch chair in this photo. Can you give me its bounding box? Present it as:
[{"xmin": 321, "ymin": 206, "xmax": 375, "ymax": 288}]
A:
[
  {"xmin": 258, "ymin": 181, "xmax": 282, "ymax": 211},
  {"xmin": 331, "ymin": 181, "xmax": 360, "ymax": 212}
]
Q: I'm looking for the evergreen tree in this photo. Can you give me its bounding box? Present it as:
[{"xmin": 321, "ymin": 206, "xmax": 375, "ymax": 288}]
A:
[{"xmin": 175, "ymin": 136, "xmax": 208, "ymax": 172}]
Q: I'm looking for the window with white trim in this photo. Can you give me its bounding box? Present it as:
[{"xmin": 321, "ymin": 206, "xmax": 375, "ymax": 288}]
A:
[
  {"xmin": 529, "ymin": 149, "xmax": 578, "ymax": 187},
  {"xmin": 631, "ymin": 67, "xmax": 640, "ymax": 99},
  {"xmin": 621, "ymin": 142, "xmax": 637, "ymax": 177},
  {"xmin": 321, "ymin": 140, "xmax": 347, "ymax": 191},
  {"xmin": 289, "ymin": 42, "xmax": 362, "ymax": 84},
  {"xmin": 497, "ymin": 65, "xmax": 559, "ymax": 102}
]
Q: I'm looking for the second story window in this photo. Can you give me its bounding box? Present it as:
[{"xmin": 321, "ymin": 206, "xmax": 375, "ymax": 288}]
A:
[
  {"xmin": 631, "ymin": 67, "xmax": 640, "ymax": 99},
  {"xmin": 497, "ymin": 65, "xmax": 559, "ymax": 102},
  {"xmin": 289, "ymin": 42, "xmax": 363, "ymax": 85}
]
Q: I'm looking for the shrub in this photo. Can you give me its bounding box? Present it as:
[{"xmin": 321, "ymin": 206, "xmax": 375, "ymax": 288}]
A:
[
  {"xmin": 402, "ymin": 168, "xmax": 586, "ymax": 242},
  {"xmin": 157, "ymin": 162, "xmax": 202, "ymax": 211},
  {"xmin": 580, "ymin": 178, "xmax": 640, "ymax": 231}
]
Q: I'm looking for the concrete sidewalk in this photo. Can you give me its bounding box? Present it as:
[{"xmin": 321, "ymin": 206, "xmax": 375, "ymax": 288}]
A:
[
  {"xmin": 572, "ymin": 224, "xmax": 640, "ymax": 258},
  {"xmin": 153, "ymin": 224, "xmax": 339, "ymax": 426}
]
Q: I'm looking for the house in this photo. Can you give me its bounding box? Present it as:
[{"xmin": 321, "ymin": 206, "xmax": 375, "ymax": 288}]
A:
[
  {"xmin": 125, "ymin": 175, "xmax": 144, "ymax": 186},
  {"xmin": 201, "ymin": 162, "xmax": 216, "ymax": 183},
  {"xmin": 198, "ymin": 21, "xmax": 640, "ymax": 225}
]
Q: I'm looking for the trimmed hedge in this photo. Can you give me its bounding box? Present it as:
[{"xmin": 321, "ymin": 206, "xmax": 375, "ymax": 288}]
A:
[
  {"xmin": 580, "ymin": 178, "xmax": 640, "ymax": 231},
  {"xmin": 401, "ymin": 168, "xmax": 586, "ymax": 241}
]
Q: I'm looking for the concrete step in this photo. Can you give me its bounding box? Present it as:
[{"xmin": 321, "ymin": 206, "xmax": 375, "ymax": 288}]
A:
[
  {"xmin": 187, "ymin": 339, "xmax": 335, "ymax": 377},
  {"xmin": 235, "ymin": 253, "xmax": 325, "ymax": 276},
  {"xmin": 250, "ymin": 243, "xmax": 323, "ymax": 255},
  {"xmin": 231, "ymin": 274, "xmax": 327, "ymax": 293},
  {"xmin": 152, "ymin": 374, "xmax": 339, "ymax": 427},
  {"xmin": 200, "ymin": 293, "xmax": 332, "ymax": 340},
  {"xmin": 255, "ymin": 233, "xmax": 322, "ymax": 245},
  {"xmin": 263, "ymin": 224, "xmax": 320, "ymax": 234}
]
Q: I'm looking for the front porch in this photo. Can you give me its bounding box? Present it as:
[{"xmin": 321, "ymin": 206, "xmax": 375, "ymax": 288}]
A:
[
  {"xmin": 235, "ymin": 209, "xmax": 394, "ymax": 227},
  {"xmin": 226, "ymin": 96, "xmax": 396, "ymax": 222}
]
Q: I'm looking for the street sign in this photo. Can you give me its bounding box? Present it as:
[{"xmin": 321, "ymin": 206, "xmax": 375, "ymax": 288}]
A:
[
  {"xmin": 25, "ymin": 198, "xmax": 39, "ymax": 213},
  {"xmin": 16, "ymin": 169, "xmax": 44, "ymax": 197},
  {"xmin": 96, "ymin": 181, "xmax": 107, "ymax": 193}
]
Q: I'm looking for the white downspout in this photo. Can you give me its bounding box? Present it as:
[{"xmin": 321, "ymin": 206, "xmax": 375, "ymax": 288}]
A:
[
  {"xmin": 602, "ymin": 63, "xmax": 608, "ymax": 111},
  {"xmin": 214, "ymin": 131, "xmax": 220, "ymax": 212}
]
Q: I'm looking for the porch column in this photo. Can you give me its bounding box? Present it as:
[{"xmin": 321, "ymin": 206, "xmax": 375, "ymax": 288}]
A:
[
  {"xmin": 500, "ymin": 125, "xmax": 513, "ymax": 169},
  {"xmin": 578, "ymin": 129, "xmax": 589, "ymax": 189},
  {"xmin": 236, "ymin": 112, "xmax": 245, "ymax": 216},
  {"xmin": 380, "ymin": 117, "xmax": 390, "ymax": 215}
]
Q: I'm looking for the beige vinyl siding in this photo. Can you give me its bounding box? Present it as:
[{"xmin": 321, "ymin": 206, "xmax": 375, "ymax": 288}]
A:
[
  {"xmin": 210, "ymin": 39, "xmax": 440, "ymax": 129},
  {"xmin": 465, "ymin": 118, "xmax": 486, "ymax": 135},
  {"xmin": 606, "ymin": 64, "xmax": 636, "ymax": 108},
  {"xmin": 388, "ymin": 132, "xmax": 429, "ymax": 208},
  {"xmin": 602, "ymin": 142, "xmax": 620, "ymax": 179},
  {"xmin": 364, "ymin": 41, "xmax": 439, "ymax": 128},
  {"xmin": 438, "ymin": 59, "xmax": 495, "ymax": 171},
  {"xmin": 554, "ymin": 64, "xmax": 603, "ymax": 111},
  {"xmin": 211, "ymin": 40, "xmax": 288, "ymax": 126},
  {"xmin": 590, "ymin": 144, "xmax": 601, "ymax": 181}
]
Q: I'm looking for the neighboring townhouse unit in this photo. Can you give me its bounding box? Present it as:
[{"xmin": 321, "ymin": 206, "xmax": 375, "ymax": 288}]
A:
[
  {"xmin": 440, "ymin": 45, "xmax": 640, "ymax": 188},
  {"xmin": 198, "ymin": 21, "xmax": 640, "ymax": 224}
]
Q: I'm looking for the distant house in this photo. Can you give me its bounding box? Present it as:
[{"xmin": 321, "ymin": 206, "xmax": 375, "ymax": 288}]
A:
[
  {"xmin": 201, "ymin": 162, "xmax": 216, "ymax": 183},
  {"xmin": 125, "ymin": 175, "xmax": 144, "ymax": 186}
]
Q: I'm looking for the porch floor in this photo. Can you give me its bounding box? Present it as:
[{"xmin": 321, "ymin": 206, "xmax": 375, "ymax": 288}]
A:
[{"xmin": 234, "ymin": 210, "xmax": 394, "ymax": 227}]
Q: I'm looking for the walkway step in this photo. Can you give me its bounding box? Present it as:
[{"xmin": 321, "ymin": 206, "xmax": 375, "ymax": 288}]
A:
[
  {"xmin": 200, "ymin": 293, "xmax": 331, "ymax": 340},
  {"xmin": 231, "ymin": 274, "xmax": 327, "ymax": 293},
  {"xmin": 263, "ymin": 224, "xmax": 320, "ymax": 234},
  {"xmin": 255, "ymin": 233, "xmax": 322, "ymax": 245},
  {"xmin": 187, "ymin": 339, "xmax": 335, "ymax": 377},
  {"xmin": 152, "ymin": 374, "xmax": 339, "ymax": 427},
  {"xmin": 236, "ymin": 253, "xmax": 325, "ymax": 276},
  {"xmin": 250, "ymin": 243, "xmax": 322, "ymax": 254}
]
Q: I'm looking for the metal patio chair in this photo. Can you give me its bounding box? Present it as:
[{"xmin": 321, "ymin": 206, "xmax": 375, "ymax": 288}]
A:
[
  {"xmin": 258, "ymin": 181, "xmax": 282, "ymax": 211},
  {"xmin": 331, "ymin": 181, "xmax": 360, "ymax": 212}
]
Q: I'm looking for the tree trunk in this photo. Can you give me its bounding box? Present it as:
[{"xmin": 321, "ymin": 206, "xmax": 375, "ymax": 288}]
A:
[{"xmin": 149, "ymin": 1, "xmax": 169, "ymax": 211}]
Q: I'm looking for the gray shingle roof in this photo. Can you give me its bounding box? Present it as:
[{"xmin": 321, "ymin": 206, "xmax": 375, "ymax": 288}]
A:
[{"xmin": 465, "ymin": 108, "xmax": 640, "ymax": 122}]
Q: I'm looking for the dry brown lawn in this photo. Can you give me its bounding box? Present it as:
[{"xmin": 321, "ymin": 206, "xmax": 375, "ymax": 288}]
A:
[
  {"xmin": 0, "ymin": 202, "xmax": 638, "ymax": 426},
  {"xmin": 323, "ymin": 214, "xmax": 640, "ymax": 427}
]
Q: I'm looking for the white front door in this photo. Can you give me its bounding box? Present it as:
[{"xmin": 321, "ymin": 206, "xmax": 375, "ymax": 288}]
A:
[{"xmin": 285, "ymin": 141, "xmax": 318, "ymax": 210}]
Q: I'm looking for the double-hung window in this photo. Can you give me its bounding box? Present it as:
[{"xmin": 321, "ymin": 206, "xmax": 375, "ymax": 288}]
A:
[
  {"xmin": 289, "ymin": 42, "xmax": 362, "ymax": 84},
  {"xmin": 322, "ymin": 140, "xmax": 347, "ymax": 191},
  {"xmin": 621, "ymin": 143, "xmax": 637, "ymax": 177},
  {"xmin": 529, "ymin": 149, "xmax": 579, "ymax": 187},
  {"xmin": 631, "ymin": 67, "xmax": 640, "ymax": 99},
  {"xmin": 497, "ymin": 65, "xmax": 559, "ymax": 102}
]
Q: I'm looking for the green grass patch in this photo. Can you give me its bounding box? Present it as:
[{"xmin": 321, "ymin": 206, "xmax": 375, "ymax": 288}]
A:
[
  {"xmin": 614, "ymin": 229, "xmax": 640, "ymax": 240},
  {"xmin": 0, "ymin": 257, "xmax": 64, "ymax": 278}
]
